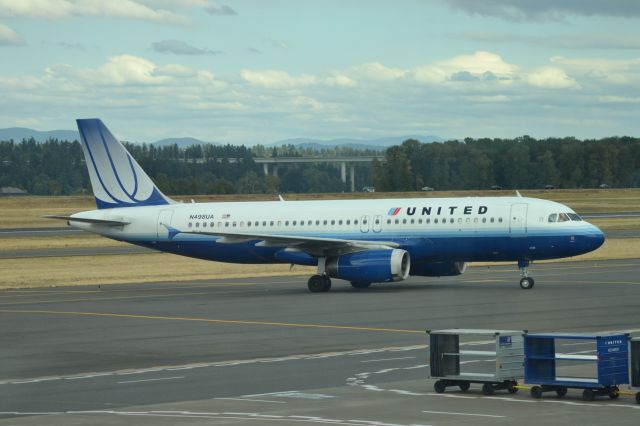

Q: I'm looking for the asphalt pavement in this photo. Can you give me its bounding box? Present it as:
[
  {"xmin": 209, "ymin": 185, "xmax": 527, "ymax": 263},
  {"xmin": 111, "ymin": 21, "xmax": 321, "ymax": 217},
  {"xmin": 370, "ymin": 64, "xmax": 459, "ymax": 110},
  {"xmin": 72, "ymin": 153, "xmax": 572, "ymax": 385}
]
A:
[{"xmin": 1, "ymin": 259, "xmax": 640, "ymax": 425}]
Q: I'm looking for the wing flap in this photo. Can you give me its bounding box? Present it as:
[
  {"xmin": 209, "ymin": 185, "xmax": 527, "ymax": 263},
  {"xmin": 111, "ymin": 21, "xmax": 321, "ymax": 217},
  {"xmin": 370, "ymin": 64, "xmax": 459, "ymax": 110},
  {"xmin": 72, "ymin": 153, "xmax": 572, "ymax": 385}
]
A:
[{"xmin": 184, "ymin": 230, "xmax": 398, "ymax": 257}]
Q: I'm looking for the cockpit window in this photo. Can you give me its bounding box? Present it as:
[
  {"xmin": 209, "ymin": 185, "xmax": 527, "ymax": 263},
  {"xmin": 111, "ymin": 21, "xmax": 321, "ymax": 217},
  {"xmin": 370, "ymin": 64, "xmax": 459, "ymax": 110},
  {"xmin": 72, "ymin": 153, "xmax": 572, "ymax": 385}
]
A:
[
  {"xmin": 548, "ymin": 213, "xmax": 557, "ymax": 223},
  {"xmin": 558, "ymin": 213, "xmax": 570, "ymax": 222},
  {"xmin": 568, "ymin": 213, "xmax": 582, "ymax": 221}
]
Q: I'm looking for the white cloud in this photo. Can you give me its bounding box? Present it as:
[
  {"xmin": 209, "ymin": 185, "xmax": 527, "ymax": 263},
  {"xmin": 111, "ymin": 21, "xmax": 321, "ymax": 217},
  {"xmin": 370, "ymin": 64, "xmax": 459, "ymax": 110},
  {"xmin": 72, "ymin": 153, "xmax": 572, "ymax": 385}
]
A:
[
  {"xmin": 80, "ymin": 55, "xmax": 169, "ymax": 85},
  {"xmin": 324, "ymin": 74, "xmax": 356, "ymax": 87},
  {"xmin": 205, "ymin": 3, "xmax": 237, "ymax": 15},
  {"xmin": 442, "ymin": 0, "xmax": 640, "ymax": 21},
  {"xmin": 152, "ymin": 39, "xmax": 223, "ymax": 55},
  {"xmin": 240, "ymin": 69, "xmax": 317, "ymax": 89},
  {"xmin": 0, "ymin": 23, "xmax": 23, "ymax": 46},
  {"xmin": 0, "ymin": 0, "xmax": 188, "ymax": 24},
  {"xmin": 154, "ymin": 64, "xmax": 197, "ymax": 78},
  {"xmin": 550, "ymin": 56, "xmax": 640, "ymax": 85},
  {"xmin": 350, "ymin": 62, "xmax": 406, "ymax": 81},
  {"xmin": 436, "ymin": 51, "xmax": 517, "ymax": 76},
  {"xmin": 38, "ymin": 55, "xmax": 225, "ymax": 91},
  {"xmin": 409, "ymin": 51, "xmax": 517, "ymax": 85},
  {"xmin": 1, "ymin": 50, "xmax": 637, "ymax": 142},
  {"xmin": 410, "ymin": 66, "xmax": 446, "ymax": 84},
  {"xmin": 527, "ymin": 66, "xmax": 579, "ymax": 89}
]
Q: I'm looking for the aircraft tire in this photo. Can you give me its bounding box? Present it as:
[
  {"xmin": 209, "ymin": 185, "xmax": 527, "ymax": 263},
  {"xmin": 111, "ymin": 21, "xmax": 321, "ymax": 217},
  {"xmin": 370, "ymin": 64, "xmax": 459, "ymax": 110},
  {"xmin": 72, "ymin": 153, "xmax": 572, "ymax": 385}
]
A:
[
  {"xmin": 308, "ymin": 275, "xmax": 331, "ymax": 293},
  {"xmin": 519, "ymin": 277, "xmax": 535, "ymax": 289}
]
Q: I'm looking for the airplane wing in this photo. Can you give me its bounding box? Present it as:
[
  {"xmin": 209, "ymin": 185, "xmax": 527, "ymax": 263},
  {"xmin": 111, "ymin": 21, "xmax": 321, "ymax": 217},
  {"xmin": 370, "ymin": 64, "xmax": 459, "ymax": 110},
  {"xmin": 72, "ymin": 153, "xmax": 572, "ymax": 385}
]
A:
[{"xmin": 183, "ymin": 230, "xmax": 399, "ymax": 257}]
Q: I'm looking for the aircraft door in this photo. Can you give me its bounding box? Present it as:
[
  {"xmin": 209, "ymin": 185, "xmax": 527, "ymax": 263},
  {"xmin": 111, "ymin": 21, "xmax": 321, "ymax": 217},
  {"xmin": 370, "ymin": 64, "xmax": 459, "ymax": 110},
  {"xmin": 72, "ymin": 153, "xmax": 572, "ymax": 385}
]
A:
[
  {"xmin": 509, "ymin": 203, "xmax": 528, "ymax": 237},
  {"xmin": 157, "ymin": 209, "xmax": 174, "ymax": 239},
  {"xmin": 372, "ymin": 215, "xmax": 382, "ymax": 233},
  {"xmin": 360, "ymin": 215, "xmax": 370, "ymax": 233}
]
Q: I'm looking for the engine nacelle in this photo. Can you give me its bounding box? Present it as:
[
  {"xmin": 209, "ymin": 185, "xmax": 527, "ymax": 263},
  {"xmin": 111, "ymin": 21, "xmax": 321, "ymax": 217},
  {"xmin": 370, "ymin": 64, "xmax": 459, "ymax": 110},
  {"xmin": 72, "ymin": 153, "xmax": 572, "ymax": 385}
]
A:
[
  {"xmin": 325, "ymin": 249, "xmax": 410, "ymax": 283},
  {"xmin": 410, "ymin": 261, "xmax": 467, "ymax": 277}
]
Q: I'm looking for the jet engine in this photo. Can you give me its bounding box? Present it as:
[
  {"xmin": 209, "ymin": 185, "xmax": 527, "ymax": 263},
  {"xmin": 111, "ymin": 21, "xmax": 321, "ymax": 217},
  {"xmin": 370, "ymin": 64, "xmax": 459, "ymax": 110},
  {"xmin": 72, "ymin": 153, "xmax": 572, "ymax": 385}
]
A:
[
  {"xmin": 325, "ymin": 249, "xmax": 410, "ymax": 283},
  {"xmin": 410, "ymin": 261, "xmax": 467, "ymax": 277}
]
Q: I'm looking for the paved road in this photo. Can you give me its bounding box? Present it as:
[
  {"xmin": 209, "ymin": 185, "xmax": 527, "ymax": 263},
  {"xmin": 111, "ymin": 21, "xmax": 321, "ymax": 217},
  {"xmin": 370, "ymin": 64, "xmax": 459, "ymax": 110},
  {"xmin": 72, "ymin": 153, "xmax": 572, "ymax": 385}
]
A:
[
  {"xmin": 581, "ymin": 212, "xmax": 640, "ymax": 218},
  {"xmin": 0, "ymin": 227, "xmax": 83, "ymax": 237},
  {"xmin": 0, "ymin": 246, "xmax": 155, "ymax": 259},
  {"xmin": 1, "ymin": 259, "xmax": 640, "ymax": 425}
]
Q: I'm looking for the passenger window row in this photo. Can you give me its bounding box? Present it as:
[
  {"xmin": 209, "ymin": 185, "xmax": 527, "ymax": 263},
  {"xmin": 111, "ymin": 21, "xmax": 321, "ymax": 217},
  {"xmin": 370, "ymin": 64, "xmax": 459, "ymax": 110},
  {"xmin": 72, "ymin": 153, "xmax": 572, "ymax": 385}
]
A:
[
  {"xmin": 386, "ymin": 217, "xmax": 503, "ymax": 225},
  {"xmin": 187, "ymin": 218, "xmax": 363, "ymax": 229},
  {"xmin": 186, "ymin": 216, "xmax": 503, "ymax": 229}
]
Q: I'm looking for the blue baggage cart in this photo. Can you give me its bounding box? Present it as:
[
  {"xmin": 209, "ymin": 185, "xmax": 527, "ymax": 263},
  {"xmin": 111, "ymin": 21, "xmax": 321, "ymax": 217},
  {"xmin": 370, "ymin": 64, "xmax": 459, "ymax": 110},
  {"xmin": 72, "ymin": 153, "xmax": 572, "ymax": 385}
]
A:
[{"xmin": 524, "ymin": 332, "xmax": 629, "ymax": 401}]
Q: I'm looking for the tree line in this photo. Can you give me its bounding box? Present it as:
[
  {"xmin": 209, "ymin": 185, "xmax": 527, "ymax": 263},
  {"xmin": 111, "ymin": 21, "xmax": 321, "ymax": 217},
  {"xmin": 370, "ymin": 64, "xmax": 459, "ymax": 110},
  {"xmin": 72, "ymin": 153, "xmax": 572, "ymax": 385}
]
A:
[
  {"xmin": 1, "ymin": 136, "xmax": 639, "ymax": 196},
  {"xmin": 0, "ymin": 138, "xmax": 372, "ymax": 195},
  {"xmin": 373, "ymin": 136, "xmax": 640, "ymax": 191}
]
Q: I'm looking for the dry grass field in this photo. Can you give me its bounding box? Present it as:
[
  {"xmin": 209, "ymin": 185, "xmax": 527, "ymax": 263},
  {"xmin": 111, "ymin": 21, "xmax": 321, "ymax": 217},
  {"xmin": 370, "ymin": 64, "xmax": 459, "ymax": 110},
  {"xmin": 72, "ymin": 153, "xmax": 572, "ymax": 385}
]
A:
[
  {"xmin": 0, "ymin": 254, "xmax": 313, "ymax": 289},
  {"xmin": 0, "ymin": 238, "xmax": 635, "ymax": 289},
  {"xmin": 0, "ymin": 190, "xmax": 638, "ymax": 289}
]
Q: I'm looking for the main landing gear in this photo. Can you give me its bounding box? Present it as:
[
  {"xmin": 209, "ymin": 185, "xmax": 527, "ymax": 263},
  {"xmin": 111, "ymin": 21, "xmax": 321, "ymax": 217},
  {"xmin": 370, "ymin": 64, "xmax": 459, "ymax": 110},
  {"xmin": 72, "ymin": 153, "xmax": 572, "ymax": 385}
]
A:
[
  {"xmin": 518, "ymin": 259, "xmax": 535, "ymax": 290},
  {"xmin": 307, "ymin": 275, "xmax": 331, "ymax": 293},
  {"xmin": 308, "ymin": 257, "xmax": 332, "ymax": 293}
]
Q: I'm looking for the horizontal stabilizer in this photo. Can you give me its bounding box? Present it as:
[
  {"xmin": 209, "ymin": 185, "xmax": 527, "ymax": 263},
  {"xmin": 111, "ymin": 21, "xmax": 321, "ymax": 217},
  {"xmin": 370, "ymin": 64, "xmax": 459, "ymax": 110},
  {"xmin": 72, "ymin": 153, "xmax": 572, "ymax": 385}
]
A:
[{"xmin": 44, "ymin": 215, "xmax": 130, "ymax": 226}]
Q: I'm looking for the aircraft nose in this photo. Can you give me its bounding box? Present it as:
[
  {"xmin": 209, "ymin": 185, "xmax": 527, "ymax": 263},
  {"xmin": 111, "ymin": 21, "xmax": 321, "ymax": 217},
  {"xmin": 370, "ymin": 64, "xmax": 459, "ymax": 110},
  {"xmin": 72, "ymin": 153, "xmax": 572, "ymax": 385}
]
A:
[{"xmin": 587, "ymin": 225, "xmax": 605, "ymax": 250}]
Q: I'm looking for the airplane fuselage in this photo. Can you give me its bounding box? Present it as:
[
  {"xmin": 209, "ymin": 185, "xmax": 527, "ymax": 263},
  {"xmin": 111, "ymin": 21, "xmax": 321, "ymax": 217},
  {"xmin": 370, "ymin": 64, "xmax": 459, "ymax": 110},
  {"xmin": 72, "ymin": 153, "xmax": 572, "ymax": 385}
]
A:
[{"xmin": 70, "ymin": 196, "xmax": 604, "ymax": 266}]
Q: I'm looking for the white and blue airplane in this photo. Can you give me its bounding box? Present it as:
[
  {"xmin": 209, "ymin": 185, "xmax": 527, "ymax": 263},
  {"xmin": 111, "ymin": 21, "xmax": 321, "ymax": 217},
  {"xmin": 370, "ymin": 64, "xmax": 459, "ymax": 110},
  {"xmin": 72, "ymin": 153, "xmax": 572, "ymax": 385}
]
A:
[{"xmin": 48, "ymin": 119, "xmax": 605, "ymax": 292}]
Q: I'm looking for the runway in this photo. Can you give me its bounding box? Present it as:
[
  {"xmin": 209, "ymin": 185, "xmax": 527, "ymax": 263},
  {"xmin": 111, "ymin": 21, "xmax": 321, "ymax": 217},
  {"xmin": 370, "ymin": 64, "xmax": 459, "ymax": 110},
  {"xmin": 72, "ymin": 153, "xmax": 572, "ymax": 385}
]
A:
[{"xmin": 1, "ymin": 259, "xmax": 640, "ymax": 425}]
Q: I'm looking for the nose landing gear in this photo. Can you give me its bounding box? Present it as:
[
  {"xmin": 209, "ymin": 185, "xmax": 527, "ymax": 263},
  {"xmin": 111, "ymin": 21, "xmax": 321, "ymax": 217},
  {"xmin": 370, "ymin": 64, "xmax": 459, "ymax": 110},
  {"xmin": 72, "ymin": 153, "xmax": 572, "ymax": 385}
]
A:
[{"xmin": 518, "ymin": 260, "xmax": 535, "ymax": 289}]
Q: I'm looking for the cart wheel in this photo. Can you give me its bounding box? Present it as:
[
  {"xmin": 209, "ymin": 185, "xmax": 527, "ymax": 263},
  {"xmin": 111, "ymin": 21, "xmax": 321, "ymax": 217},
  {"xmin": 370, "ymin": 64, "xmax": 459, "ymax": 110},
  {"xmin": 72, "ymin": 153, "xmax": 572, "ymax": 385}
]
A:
[
  {"xmin": 556, "ymin": 387, "xmax": 568, "ymax": 397},
  {"xmin": 434, "ymin": 380, "xmax": 446, "ymax": 394},
  {"xmin": 582, "ymin": 389, "xmax": 595, "ymax": 401},
  {"xmin": 507, "ymin": 383, "xmax": 518, "ymax": 394},
  {"xmin": 459, "ymin": 382, "xmax": 470, "ymax": 392},
  {"xmin": 608, "ymin": 387, "xmax": 619, "ymax": 399},
  {"xmin": 482, "ymin": 383, "xmax": 494, "ymax": 396},
  {"xmin": 636, "ymin": 392, "xmax": 640, "ymax": 404},
  {"xmin": 530, "ymin": 386, "xmax": 542, "ymax": 399}
]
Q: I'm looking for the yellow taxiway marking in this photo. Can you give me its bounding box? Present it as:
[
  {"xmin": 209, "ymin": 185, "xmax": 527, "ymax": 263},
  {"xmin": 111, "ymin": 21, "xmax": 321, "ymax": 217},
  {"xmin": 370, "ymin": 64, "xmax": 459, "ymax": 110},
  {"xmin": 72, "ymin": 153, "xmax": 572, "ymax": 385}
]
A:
[{"xmin": 0, "ymin": 309, "xmax": 425, "ymax": 334}]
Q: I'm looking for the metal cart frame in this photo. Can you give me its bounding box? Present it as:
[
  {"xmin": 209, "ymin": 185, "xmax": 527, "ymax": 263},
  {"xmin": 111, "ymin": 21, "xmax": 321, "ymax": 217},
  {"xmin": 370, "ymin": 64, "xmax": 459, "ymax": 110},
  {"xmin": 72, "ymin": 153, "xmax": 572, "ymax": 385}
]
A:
[
  {"xmin": 427, "ymin": 329, "xmax": 524, "ymax": 395},
  {"xmin": 524, "ymin": 332, "xmax": 629, "ymax": 401}
]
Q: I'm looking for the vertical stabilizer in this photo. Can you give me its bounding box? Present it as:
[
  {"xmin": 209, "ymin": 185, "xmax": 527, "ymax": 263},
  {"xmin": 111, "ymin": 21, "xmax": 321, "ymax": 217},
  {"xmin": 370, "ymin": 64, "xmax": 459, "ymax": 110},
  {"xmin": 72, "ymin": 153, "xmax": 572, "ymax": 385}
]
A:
[{"xmin": 76, "ymin": 118, "xmax": 173, "ymax": 209}]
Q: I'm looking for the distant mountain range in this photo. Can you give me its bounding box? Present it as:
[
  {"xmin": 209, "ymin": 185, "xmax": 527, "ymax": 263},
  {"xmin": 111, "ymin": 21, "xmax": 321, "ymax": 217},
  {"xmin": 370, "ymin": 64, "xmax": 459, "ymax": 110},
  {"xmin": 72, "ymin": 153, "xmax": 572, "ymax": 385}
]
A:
[
  {"xmin": 268, "ymin": 135, "xmax": 444, "ymax": 151},
  {"xmin": 153, "ymin": 137, "xmax": 219, "ymax": 148},
  {"xmin": 0, "ymin": 127, "xmax": 80, "ymax": 142},
  {"xmin": 0, "ymin": 127, "xmax": 444, "ymax": 150}
]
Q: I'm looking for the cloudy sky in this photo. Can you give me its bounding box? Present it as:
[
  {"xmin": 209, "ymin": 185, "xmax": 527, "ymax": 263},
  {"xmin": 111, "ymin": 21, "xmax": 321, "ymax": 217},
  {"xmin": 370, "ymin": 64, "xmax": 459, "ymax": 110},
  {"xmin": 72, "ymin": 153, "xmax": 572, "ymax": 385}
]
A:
[{"xmin": 1, "ymin": 0, "xmax": 639, "ymax": 143}]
